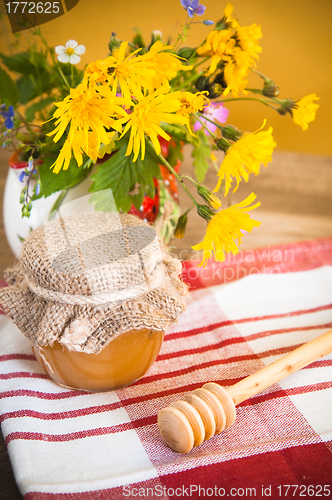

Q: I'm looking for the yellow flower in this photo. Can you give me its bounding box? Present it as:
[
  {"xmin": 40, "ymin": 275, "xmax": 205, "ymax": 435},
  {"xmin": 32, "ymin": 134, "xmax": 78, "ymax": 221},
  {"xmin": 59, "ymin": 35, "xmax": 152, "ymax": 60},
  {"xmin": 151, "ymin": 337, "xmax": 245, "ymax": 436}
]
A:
[
  {"xmin": 221, "ymin": 3, "xmax": 239, "ymax": 29},
  {"xmin": 51, "ymin": 131, "xmax": 117, "ymax": 174},
  {"xmin": 84, "ymin": 59, "xmax": 110, "ymax": 86},
  {"xmin": 84, "ymin": 42, "xmax": 154, "ymax": 105},
  {"xmin": 206, "ymin": 193, "xmax": 222, "ymax": 210},
  {"xmin": 178, "ymin": 91, "xmax": 209, "ymax": 116},
  {"xmin": 192, "ymin": 193, "xmax": 261, "ymax": 267},
  {"xmin": 197, "ymin": 185, "xmax": 222, "ymax": 210},
  {"xmin": 174, "ymin": 213, "xmax": 188, "ymax": 239},
  {"xmin": 84, "ymin": 41, "xmax": 191, "ymax": 103},
  {"xmin": 292, "ymin": 94, "xmax": 320, "ymax": 131},
  {"xmin": 236, "ymin": 24, "xmax": 262, "ymax": 63},
  {"xmin": 50, "ymin": 139, "xmax": 73, "ymax": 173},
  {"xmin": 223, "ymin": 54, "xmax": 250, "ymax": 96},
  {"xmin": 120, "ymin": 85, "xmax": 189, "ymax": 161},
  {"xmin": 47, "ymin": 84, "xmax": 126, "ymax": 172},
  {"xmin": 197, "ymin": 29, "xmax": 234, "ymax": 74},
  {"xmin": 197, "ymin": 5, "xmax": 262, "ymax": 97},
  {"xmin": 197, "ymin": 31, "xmax": 253, "ymax": 96},
  {"xmin": 196, "ymin": 4, "xmax": 239, "ymax": 73},
  {"xmin": 221, "ymin": 23, "xmax": 262, "ymax": 95},
  {"xmin": 142, "ymin": 41, "xmax": 192, "ymax": 89},
  {"xmin": 214, "ymin": 122, "xmax": 276, "ymax": 196}
]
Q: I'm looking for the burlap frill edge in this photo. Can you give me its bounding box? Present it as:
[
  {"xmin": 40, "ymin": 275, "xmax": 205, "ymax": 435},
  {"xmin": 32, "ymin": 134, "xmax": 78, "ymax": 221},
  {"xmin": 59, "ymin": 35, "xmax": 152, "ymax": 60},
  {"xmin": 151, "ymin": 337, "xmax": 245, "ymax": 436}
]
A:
[{"xmin": 0, "ymin": 254, "xmax": 188, "ymax": 355}]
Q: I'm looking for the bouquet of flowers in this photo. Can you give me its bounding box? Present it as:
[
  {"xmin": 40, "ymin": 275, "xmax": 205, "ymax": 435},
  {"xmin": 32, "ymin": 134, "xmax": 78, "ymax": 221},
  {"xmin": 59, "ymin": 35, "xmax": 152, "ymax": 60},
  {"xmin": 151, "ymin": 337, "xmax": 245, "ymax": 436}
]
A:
[{"xmin": 0, "ymin": 1, "xmax": 319, "ymax": 266}]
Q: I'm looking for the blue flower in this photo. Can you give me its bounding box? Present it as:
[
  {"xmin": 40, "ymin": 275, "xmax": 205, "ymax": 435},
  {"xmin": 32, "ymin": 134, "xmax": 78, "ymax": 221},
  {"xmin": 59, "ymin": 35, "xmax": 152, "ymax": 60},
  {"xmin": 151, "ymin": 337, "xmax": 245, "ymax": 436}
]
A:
[
  {"xmin": 27, "ymin": 157, "xmax": 37, "ymax": 174},
  {"xmin": 18, "ymin": 171, "xmax": 28, "ymax": 182},
  {"xmin": 18, "ymin": 157, "xmax": 38, "ymax": 183},
  {"xmin": 0, "ymin": 105, "xmax": 15, "ymax": 130},
  {"xmin": 203, "ymin": 20, "xmax": 214, "ymax": 26},
  {"xmin": 28, "ymin": 157, "xmax": 34, "ymax": 170},
  {"xmin": 181, "ymin": 0, "xmax": 206, "ymax": 18}
]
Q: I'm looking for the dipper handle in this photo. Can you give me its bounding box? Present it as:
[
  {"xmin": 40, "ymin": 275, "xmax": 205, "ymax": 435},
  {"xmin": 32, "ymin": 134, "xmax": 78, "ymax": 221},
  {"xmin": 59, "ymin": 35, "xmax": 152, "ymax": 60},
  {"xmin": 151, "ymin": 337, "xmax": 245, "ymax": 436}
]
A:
[
  {"xmin": 228, "ymin": 328, "xmax": 332, "ymax": 405},
  {"xmin": 158, "ymin": 329, "xmax": 332, "ymax": 453}
]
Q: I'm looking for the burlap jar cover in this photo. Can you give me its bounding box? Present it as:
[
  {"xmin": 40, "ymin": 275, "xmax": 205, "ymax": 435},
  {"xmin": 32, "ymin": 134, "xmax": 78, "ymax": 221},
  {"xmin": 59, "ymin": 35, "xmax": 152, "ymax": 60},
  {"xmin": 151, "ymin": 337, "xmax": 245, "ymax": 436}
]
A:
[{"xmin": 0, "ymin": 212, "xmax": 188, "ymax": 354}]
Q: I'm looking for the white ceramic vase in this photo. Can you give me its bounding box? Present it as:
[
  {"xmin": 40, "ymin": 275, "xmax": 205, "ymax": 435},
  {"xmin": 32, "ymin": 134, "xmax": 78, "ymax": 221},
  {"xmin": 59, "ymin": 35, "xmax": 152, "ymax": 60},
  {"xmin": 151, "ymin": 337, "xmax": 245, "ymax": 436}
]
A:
[{"xmin": 3, "ymin": 166, "xmax": 92, "ymax": 259}]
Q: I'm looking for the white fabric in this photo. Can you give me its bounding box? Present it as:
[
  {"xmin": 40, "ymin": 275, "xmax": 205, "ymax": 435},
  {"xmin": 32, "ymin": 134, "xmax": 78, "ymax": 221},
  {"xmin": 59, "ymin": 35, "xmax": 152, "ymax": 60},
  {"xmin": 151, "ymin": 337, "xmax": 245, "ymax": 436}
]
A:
[{"xmin": 1, "ymin": 266, "xmax": 332, "ymax": 496}]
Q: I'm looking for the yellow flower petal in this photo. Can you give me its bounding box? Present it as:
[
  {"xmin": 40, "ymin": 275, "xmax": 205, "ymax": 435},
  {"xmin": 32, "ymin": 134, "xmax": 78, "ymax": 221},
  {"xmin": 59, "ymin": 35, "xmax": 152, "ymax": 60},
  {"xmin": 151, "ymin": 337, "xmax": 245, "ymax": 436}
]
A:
[
  {"xmin": 47, "ymin": 84, "xmax": 125, "ymax": 172},
  {"xmin": 214, "ymin": 122, "xmax": 276, "ymax": 196},
  {"xmin": 292, "ymin": 93, "xmax": 320, "ymax": 131},
  {"xmin": 178, "ymin": 91, "xmax": 209, "ymax": 116},
  {"xmin": 120, "ymin": 86, "xmax": 191, "ymax": 161},
  {"xmin": 192, "ymin": 193, "xmax": 261, "ymax": 267}
]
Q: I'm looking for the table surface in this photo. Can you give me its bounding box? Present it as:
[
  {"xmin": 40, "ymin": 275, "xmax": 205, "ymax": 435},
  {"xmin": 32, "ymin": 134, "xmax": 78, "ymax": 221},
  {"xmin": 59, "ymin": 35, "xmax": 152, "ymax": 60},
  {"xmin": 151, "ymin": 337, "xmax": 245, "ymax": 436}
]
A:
[{"xmin": 0, "ymin": 147, "xmax": 332, "ymax": 499}]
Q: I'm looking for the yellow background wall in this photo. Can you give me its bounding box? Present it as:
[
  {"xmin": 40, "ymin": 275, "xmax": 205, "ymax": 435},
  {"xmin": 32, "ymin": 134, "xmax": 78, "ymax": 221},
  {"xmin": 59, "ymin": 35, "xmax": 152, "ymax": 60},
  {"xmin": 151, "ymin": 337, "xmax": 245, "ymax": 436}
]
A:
[{"xmin": 1, "ymin": 0, "xmax": 331, "ymax": 155}]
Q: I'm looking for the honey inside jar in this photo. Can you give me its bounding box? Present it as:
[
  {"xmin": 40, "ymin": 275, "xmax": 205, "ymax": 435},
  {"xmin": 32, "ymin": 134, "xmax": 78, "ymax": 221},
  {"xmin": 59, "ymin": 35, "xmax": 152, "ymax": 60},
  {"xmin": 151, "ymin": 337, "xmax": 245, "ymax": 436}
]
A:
[{"xmin": 33, "ymin": 328, "xmax": 164, "ymax": 392}]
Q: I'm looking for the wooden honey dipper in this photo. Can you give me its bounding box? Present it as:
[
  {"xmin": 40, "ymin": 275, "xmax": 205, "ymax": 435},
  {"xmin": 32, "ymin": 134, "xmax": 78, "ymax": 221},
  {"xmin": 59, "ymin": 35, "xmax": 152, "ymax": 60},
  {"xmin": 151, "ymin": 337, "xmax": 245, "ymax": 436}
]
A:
[{"xmin": 158, "ymin": 328, "xmax": 332, "ymax": 453}]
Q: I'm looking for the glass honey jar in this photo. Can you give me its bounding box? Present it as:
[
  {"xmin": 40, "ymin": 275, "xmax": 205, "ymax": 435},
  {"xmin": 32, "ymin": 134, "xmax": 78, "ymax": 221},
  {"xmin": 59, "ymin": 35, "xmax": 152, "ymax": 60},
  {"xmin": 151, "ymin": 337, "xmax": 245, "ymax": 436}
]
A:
[
  {"xmin": 33, "ymin": 328, "xmax": 164, "ymax": 391},
  {"xmin": 0, "ymin": 207, "xmax": 187, "ymax": 392}
]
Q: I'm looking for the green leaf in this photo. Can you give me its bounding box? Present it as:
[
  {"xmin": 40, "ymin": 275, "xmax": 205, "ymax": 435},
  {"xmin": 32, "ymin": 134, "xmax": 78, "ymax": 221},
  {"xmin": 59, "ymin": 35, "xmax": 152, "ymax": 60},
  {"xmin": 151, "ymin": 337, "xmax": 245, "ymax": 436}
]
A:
[
  {"xmin": 16, "ymin": 75, "xmax": 55, "ymax": 105},
  {"xmin": 132, "ymin": 28, "xmax": 146, "ymax": 50},
  {"xmin": 89, "ymin": 138, "xmax": 161, "ymax": 213},
  {"xmin": 25, "ymin": 97, "xmax": 56, "ymax": 122},
  {"xmin": 0, "ymin": 66, "xmax": 20, "ymax": 105},
  {"xmin": 33, "ymin": 155, "xmax": 92, "ymax": 199},
  {"xmin": 0, "ymin": 52, "xmax": 32, "ymax": 74},
  {"xmin": 89, "ymin": 147, "xmax": 134, "ymax": 212},
  {"xmin": 16, "ymin": 75, "xmax": 35, "ymax": 104},
  {"xmin": 161, "ymin": 123, "xmax": 193, "ymax": 144},
  {"xmin": 0, "ymin": 51, "xmax": 56, "ymax": 104},
  {"xmin": 192, "ymin": 130, "xmax": 211, "ymax": 183},
  {"xmin": 0, "ymin": 51, "xmax": 44, "ymax": 75}
]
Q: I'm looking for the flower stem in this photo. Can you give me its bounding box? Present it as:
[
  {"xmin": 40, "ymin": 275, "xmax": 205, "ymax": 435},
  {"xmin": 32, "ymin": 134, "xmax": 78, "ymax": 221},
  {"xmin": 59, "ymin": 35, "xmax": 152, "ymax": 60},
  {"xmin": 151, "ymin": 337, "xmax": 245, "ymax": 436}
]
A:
[
  {"xmin": 172, "ymin": 70, "xmax": 204, "ymax": 92},
  {"xmin": 57, "ymin": 66, "xmax": 71, "ymax": 89},
  {"xmin": 246, "ymin": 88, "xmax": 263, "ymax": 95},
  {"xmin": 49, "ymin": 189, "xmax": 68, "ymax": 216},
  {"xmin": 195, "ymin": 115, "xmax": 218, "ymax": 139},
  {"xmin": 10, "ymin": 124, "xmax": 43, "ymax": 132},
  {"xmin": 31, "ymin": 27, "xmax": 57, "ymax": 65},
  {"xmin": 181, "ymin": 173, "xmax": 199, "ymax": 187},
  {"xmin": 183, "ymin": 206, "xmax": 194, "ymax": 216},
  {"xmin": 196, "ymin": 112, "xmax": 223, "ymax": 131},
  {"xmin": 170, "ymin": 57, "xmax": 209, "ymax": 88},
  {"xmin": 146, "ymin": 140, "xmax": 198, "ymax": 207},
  {"xmin": 249, "ymin": 67, "xmax": 270, "ymax": 81},
  {"xmin": 214, "ymin": 96, "xmax": 279, "ymax": 110},
  {"xmin": 191, "ymin": 56, "xmax": 210, "ymax": 71},
  {"xmin": 16, "ymin": 111, "xmax": 34, "ymax": 134},
  {"xmin": 173, "ymin": 18, "xmax": 192, "ymax": 51}
]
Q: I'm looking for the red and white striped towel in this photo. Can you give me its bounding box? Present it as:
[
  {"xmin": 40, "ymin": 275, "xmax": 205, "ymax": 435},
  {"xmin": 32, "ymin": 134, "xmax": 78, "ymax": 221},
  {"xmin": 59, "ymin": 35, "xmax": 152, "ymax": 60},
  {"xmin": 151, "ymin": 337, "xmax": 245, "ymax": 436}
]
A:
[{"xmin": 1, "ymin": 238, "xmax": 332, "ymax": 499}]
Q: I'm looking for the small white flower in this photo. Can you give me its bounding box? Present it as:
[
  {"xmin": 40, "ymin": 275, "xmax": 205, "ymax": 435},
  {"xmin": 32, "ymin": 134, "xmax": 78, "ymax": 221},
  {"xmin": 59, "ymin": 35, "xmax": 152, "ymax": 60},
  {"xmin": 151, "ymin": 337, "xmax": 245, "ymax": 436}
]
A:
[
  {"xmin": 152, "ymin": 30, "xmax": 163, "ymax": 39},
  {"xmin": 55, "ymin": 40, "xmax": 86, "ymax": 64}
]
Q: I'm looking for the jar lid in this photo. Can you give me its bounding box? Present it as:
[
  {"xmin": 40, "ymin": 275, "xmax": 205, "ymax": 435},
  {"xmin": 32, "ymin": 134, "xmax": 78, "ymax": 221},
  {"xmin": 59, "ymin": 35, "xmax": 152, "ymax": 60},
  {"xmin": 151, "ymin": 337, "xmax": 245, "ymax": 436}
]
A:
[{"xmin": 20, "ymin": 212, "xmax": 163, "ymax": 301}]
